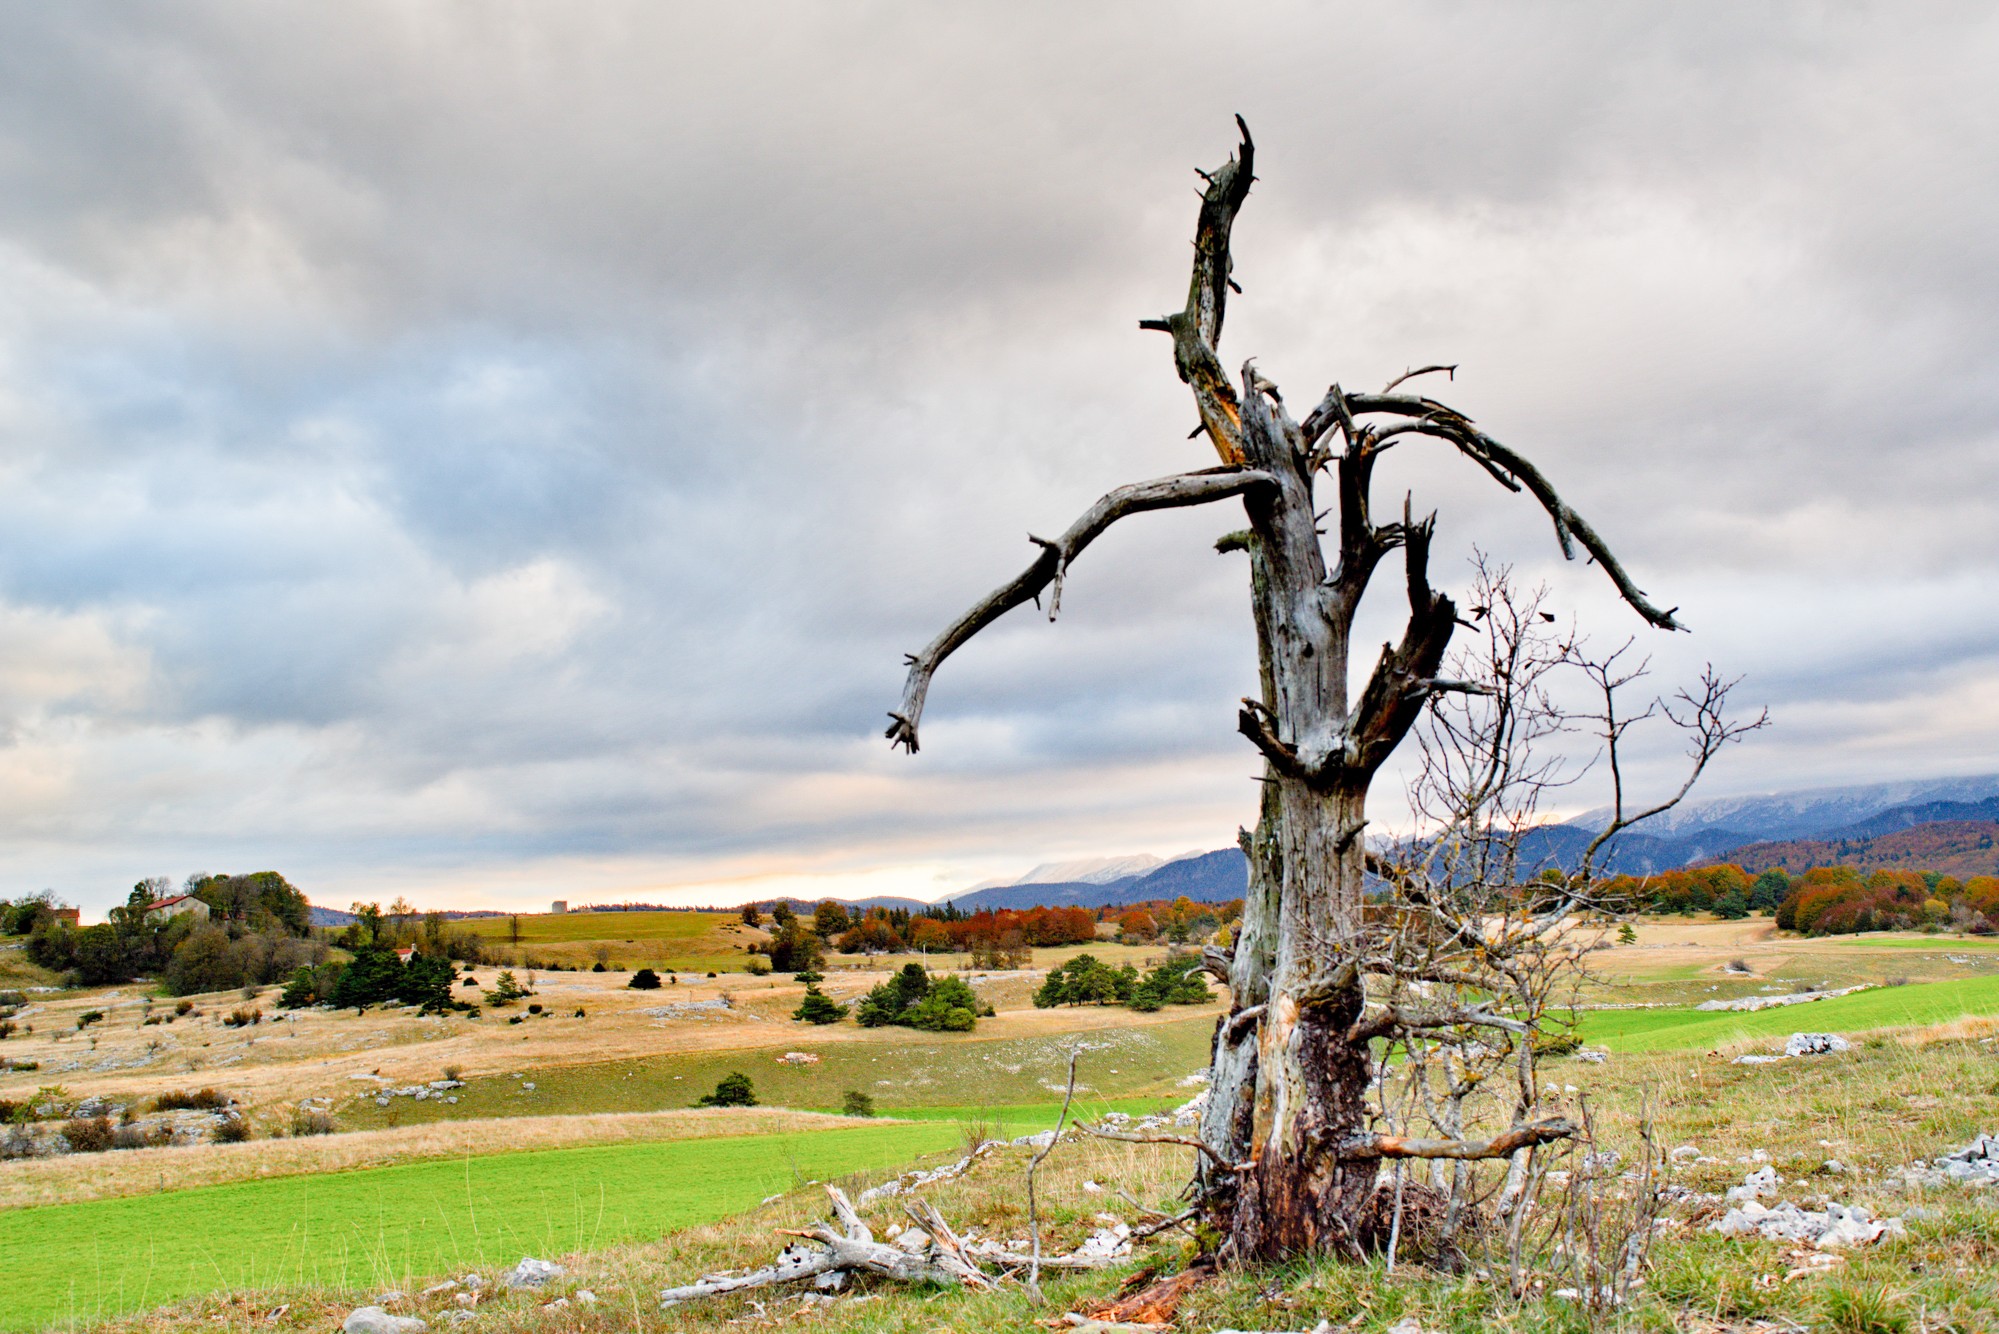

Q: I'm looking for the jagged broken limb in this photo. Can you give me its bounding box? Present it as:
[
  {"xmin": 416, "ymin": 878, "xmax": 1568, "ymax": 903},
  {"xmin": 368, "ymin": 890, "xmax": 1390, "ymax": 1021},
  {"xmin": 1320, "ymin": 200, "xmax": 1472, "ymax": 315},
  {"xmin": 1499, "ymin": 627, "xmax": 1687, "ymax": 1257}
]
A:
[{"xmin": 658, "ymin": 1184, "xmax": 1119, "ymax": 1306}]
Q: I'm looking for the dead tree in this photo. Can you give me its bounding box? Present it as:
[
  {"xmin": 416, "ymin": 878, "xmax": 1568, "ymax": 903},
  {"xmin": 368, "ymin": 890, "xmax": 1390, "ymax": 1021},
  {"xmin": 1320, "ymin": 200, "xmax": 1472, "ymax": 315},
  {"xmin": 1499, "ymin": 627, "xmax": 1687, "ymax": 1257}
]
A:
[
  {"xmin": 1371, "ymin": 563, "xmax": 1761, "ymax": 1271},
  {"xmin": 887, "ymin": 120, "xmax": 1694, "ymax": 1263}
]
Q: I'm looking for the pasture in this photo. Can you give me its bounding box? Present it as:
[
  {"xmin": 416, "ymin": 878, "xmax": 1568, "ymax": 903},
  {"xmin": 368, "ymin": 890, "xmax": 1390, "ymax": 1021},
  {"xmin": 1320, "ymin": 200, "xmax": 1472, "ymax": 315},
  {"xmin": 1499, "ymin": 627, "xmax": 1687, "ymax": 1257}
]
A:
[
  {"xmin": 1580, "ymin": 972, "xmax": 1999, "ymax": 1052},
  {"xmin": 0, "ymin": 1119, "xmax": 974, "ymax": 1332},
  {"xmin": 8, "ymin": 913, "xmax": 1999, "ymax": 1334},
  {"xmin": 23, "ymin": 1019, "xmax": 1999, "ymax": 1334},
  {"xmin": 333, "ymin": 1012, "xmax": 1216, "ymax": 1131}
]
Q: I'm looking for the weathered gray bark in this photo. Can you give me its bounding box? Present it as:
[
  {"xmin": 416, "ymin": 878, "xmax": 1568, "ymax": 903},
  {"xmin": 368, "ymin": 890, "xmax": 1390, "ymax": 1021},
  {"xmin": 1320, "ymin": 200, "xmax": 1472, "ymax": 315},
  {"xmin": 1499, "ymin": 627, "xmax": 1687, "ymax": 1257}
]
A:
[{"xmin": 888, "ymin": 118, "xmax": 1678, "ymax": 1265}]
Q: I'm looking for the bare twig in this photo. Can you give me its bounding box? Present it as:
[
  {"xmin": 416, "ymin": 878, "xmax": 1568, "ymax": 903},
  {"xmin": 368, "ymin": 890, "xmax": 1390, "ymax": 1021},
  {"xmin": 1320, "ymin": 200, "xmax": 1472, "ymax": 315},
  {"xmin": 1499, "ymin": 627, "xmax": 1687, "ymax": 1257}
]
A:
[
  {"xmin": 1074, "ymin": 1121, "xmax": 1232, "ymax": 1168},
  {"xmin": 1025, "ymin": 1048, "xmax": 1082, "ymax": 1302}
]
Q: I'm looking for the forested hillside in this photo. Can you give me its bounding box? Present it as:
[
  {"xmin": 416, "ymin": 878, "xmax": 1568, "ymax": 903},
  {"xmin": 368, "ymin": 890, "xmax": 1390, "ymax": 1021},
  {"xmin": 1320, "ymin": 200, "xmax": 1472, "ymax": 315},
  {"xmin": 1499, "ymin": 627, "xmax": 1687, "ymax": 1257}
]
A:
[{"xmin": 1722, "ymin": 819, "xmax": 1999, "ymax": 876}]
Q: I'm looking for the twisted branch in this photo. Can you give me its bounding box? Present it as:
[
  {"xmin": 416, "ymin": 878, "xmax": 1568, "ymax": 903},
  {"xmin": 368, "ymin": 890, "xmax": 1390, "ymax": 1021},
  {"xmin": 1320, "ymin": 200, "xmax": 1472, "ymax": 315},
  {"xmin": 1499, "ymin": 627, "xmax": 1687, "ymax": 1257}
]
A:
[{"xmin": 886, "ymin": 467, "xmax": 1274, "ymax": 751}]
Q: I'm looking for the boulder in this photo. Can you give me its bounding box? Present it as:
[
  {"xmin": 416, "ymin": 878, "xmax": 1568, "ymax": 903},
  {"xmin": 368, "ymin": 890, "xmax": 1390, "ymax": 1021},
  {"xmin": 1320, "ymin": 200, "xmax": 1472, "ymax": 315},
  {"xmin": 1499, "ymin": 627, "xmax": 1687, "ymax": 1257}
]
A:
[
  {"xmin": 502, "ymin": 1257, "xmax": 564, "ymax": 1289},
  {"xmin": 1725, "ymin": 1166, "xmax": 1780, "ymax": 1202},
  {"xmin": 343, "ymin": 1307, "xmax": 426, "ymax": 1334},
  {"xmin": 1785, "ymin": 1032, "xmax": 1851, "ymax": 1058}
]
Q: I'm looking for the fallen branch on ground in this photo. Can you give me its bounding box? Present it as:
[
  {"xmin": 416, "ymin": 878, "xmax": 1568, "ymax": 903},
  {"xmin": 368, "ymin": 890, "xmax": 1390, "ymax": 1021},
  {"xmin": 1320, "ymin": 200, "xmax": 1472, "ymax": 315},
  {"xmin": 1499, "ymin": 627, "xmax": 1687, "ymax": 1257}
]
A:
[{"xmin": 658, "ymin": 1183, "xmax": 1132, "ymax": 1306}]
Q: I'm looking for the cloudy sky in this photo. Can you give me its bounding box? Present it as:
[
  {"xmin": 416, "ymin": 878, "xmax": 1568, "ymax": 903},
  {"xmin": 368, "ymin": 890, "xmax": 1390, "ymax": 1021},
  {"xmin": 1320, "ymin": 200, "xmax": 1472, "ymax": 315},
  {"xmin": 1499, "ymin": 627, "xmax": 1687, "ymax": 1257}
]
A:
[{"xmin": 5, "ymin": 4, "xmax": 1999, "ymax": 916}]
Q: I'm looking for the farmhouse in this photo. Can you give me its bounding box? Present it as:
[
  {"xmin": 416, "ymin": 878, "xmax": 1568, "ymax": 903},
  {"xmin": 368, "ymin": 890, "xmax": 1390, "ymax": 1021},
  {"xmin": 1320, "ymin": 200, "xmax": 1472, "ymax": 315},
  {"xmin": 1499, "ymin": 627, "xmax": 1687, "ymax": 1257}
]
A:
[
  {"xmin": 51, "ymin": 907, "xmax": 79, "ymax": 927},
  {"xmin": 142, "ymin": 894, "xmax": 210, "ymax": 925}
]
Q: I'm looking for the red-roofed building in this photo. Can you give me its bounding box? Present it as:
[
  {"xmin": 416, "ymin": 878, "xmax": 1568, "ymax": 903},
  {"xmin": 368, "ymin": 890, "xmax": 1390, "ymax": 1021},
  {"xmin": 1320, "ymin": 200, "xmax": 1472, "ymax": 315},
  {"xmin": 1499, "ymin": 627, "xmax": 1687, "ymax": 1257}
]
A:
[{"xmin": 143, "ymin": 894, "xmax": 211, "ymax": 925}]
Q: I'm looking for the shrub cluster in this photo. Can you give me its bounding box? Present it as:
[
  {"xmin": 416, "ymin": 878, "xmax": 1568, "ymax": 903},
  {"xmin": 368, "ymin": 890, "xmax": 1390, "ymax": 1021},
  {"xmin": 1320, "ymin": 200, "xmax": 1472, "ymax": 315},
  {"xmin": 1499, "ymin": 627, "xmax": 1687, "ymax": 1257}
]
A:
[
  {"xmin": 1032, "ymin": 953, "xmax": 1212, "ymax": 1011},
  {"xmin": 791, "ymin": 985, "xmax": 848, "ymax": 1024},
  {"xmin": 289, "ymin": 1107, "xmax": 337, "ymax": 1137},
  {"xmin": 695, "ymin": 1072, "xmax": 757, "ymax": 1107},
  {"xmin": 854, "ymin": 963, "xmax": 986, "ymax": 1031},
  {"xmin": 279, "ymin": 947, "xmax": 466, "ymax": 1014},
  {"xmin": 152, "ymin": 1087, "xmax": 231, "ymax": 1112}
]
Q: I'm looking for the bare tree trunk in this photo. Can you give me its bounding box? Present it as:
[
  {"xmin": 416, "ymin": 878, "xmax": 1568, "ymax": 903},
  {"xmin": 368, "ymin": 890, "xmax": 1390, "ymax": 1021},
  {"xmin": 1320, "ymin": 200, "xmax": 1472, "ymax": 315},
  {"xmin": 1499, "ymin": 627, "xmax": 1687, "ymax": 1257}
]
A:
[{"xmin": 889, "ymin": 118, "xmax": 1690, "ymax": 1266}]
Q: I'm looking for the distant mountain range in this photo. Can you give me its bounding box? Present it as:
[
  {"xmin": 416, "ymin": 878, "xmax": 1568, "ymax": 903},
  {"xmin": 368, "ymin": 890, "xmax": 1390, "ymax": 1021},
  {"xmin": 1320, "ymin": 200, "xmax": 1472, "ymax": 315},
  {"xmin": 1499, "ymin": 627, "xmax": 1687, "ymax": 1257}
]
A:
[
  {"xmin": 1549, "ymin": 773, "xmax": 1999, "ymax": 876},
  {"xmin": 298, "ymin": 774, "xmax": 1999, "ymax": 926},
  {"xmin": 1571, "ymin": 772, "xmax": 1999, "ymax": 841},
  {"xmin": 964, "ymin": 852, "xmax": 1175, "ymax": 891},
  {"xmin": 935, "ymin": 848, "xmax": 1249, "ymax": 912}
]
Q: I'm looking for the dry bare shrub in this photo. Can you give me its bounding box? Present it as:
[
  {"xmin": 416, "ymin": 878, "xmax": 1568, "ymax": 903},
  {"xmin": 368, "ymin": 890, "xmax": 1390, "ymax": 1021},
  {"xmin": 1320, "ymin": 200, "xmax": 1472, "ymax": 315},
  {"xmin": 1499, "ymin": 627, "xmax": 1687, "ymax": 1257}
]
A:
[
  {"xmin": 61, "ymin": 1115, "xmax": 114, "ymax": 1154},
  {"xmin": 111, "ymin": 1123, "xmax": 170, "ymax": 1151},
  {"xmin": 289, "ymin": 1108, "xmax": 336, "ymax": 1137},
  {"xmin": 152, "ymin": 1087, "xmax": 230, "ymax": 1112}
]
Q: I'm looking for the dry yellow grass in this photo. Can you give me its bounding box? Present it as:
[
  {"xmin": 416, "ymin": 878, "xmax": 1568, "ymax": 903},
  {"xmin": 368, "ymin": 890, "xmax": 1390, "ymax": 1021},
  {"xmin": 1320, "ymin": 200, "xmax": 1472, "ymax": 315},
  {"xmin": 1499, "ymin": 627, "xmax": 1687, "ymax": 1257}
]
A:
[
  {"xmin": 0, "ymin": 1107, "xmax": 875, "ymax": 1210},
  {"xmin": 1895, "ymin": 1009, "xmax": 1999, "ymax": 1045},
  {"xmin": 0, "ymin": 963, "xmax": 1221, "ymax": 1116}
]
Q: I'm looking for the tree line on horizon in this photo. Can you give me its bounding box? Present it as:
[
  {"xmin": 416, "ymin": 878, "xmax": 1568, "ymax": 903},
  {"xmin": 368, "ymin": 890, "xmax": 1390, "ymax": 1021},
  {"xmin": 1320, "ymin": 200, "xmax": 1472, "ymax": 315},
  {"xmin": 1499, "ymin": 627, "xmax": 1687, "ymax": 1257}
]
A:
[
  {"xmin": 1601, "ymin": 862, "xmax": 1999, "ymax": 934},
  {"xmin": 740, "ymin": 895, "xmax": 1244, "ymax": 971}
]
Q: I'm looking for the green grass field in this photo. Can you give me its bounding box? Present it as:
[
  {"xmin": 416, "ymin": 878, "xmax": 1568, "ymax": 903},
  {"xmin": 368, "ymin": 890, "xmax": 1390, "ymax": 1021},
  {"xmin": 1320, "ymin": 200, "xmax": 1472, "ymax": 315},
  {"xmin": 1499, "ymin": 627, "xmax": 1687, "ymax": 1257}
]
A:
[
  {"xmin": 0, "ymin": 1092, "xmax": 1182, "ymax": 1333},
  {"xmin": 506, "ymin": 911, "xmax": 737, "ymax": 946},
  {"xmin": 1579, "ymin": 973, "xmax": 1999, "ymax": 1051},
  {"xmin": 339, "ymin": 1015, "xmax": 1217, "ymax": 1131},
  {"xmin": 0, "ymin": 1120, "xmax": 982, "ymax": 1332}
]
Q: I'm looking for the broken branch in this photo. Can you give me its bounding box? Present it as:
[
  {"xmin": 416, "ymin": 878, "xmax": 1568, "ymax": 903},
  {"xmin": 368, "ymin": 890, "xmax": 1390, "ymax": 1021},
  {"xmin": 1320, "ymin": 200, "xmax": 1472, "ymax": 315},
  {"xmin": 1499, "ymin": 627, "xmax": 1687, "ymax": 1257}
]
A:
[{"xmin": 1339, "ymin": 1117, "xmax": 1576, "ymax": 1162}]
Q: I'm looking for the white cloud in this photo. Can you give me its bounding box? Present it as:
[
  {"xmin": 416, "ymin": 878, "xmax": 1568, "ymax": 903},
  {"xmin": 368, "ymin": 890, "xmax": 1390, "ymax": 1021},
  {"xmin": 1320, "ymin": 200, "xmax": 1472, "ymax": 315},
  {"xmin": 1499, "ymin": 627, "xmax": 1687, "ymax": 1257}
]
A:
[{"xmin": 3, "ymin": 4, "xmax": 1999, "ymax": 913}]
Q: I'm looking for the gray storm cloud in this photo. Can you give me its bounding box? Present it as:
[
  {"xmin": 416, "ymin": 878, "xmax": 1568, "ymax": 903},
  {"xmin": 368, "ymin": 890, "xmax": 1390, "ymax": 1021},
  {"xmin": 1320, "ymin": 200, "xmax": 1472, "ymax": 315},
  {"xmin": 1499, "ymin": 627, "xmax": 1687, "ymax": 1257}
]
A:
[{"xmin": 2, "ymin": 4, "xmax": 1998, "ymax": 912}]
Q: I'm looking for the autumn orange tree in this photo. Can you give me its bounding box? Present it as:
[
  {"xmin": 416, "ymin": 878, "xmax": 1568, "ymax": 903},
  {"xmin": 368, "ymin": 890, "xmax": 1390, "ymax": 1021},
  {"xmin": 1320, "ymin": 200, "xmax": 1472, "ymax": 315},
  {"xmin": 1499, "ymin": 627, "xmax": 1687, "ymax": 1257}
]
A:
[{"xmin": 888, "ymin": 121, "xmax": 1732, "ymax": 1264}]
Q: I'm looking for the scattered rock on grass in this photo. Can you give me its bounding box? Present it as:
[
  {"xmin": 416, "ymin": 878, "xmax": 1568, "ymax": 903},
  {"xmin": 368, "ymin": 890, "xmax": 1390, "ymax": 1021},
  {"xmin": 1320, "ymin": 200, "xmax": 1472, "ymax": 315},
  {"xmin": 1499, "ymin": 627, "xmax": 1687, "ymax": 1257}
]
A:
[
  {"xmin": 502, "ymin": 1257, "xmax": 564, "ymax": 1289},
  {"xmin": 1731, "ymin": 1032, "xmax": 1851, "ymax": 1064},
  {"xmin": 1711, "ymin": 1199, "xmax": 1903, "ymax": 1248},
  {"xmin": 1893, "ymin": 1131, "xmax": 1999, "ymax": 1188},
  {"xmin": 1726, "ymin": 1166, "xmax": 1781, "ymax": 1202},
  {"xmin": 1696, "ymin": 985, "xmax": 1868, "ymax": 1013},
  {"xmin": 343, "ymin": 1307, "xmax": 426, "ymax": 1334},
  {"xmin": 1784, "ymin": 1032, "xmax": 1851, "ymax": 1057}
]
